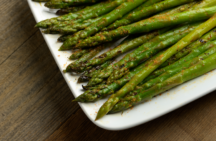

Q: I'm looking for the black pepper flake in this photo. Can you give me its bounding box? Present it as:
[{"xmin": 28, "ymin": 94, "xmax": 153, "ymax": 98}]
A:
[
  {"xmin": 117, "ymin": 50, "xmax": 122, "ymax": 54},
  {"xmin": 199, "ymin": 39, "xmax": 207, "ymax": 43},
  {"xmin": 120, "ymin": 64, "xmax": 125, "ymax": 68},
  {"xmin": 82, "ymin": 85, "xmax": 88, "ymax": 90}
]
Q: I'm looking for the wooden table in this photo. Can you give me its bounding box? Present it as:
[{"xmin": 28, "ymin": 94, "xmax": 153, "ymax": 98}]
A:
[{"xmin": 1, "ymin": 1, "xmax": 216, "ymax": 140}]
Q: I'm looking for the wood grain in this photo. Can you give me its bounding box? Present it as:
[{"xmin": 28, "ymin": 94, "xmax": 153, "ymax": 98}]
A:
[{"xmin": 1, "ymin": 1, "xmax": 216, "ymax": 141}]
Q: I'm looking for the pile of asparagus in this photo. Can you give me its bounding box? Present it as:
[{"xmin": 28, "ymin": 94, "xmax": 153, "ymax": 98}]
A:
[{"xmin": 33, "ymin": 0, "xmax": 216, "ymax": 120}]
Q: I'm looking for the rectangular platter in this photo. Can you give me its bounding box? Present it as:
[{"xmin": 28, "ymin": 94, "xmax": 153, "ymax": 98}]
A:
[{"xmin": 27, "ymin": 0, "xmax": 216, "ymax": 130}]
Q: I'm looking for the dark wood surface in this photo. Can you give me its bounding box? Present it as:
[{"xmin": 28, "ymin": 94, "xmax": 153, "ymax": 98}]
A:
[{"xmin": 1, "ymin": 1, "xmax": 216, "ymax": 141}]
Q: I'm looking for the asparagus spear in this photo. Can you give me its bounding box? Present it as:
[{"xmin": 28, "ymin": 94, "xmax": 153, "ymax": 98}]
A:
[
  {"xmin": 88, "ymin": 23, "xmax": 198, "ymax": 86},
  {"xmin": 77, "ymin": 3, "xmax": 197, "ymax": 72},
  {"xmin": 44, "ymin": 17, "xmax": 103, "ymax": 34},
  {"xmin": 103, "ymin": 0, "xmax": 165, "ymax": 30},
  {"xmin": 138, "ymin": 29, "xmax": 216, "ymax": 86},
  {"xmin": 58, "ymin": 34, "xmax": 72, "ymax": 42},
  {"xmin": 107, "ymin": 23, "xmax": 200, "ymax": 83},
  {"xmin": 106, "ymin": 0, "xmax": 195, "ymax": 31},
  {"xmin": 69, "ymin": 49, "xmax": 89, "ymax": 60},
  {"xmin": 142, "ymin": 33, "xmax": 216, "ymax": 84},
  {"xmin": 110, "ymin": 50, "xmax": 216, "ymax": 113},
  {"xmin": 75, "ymin": 6, "xmax": 216, "ymax": 49},
  {"xmin": 160, "ymin": 28, "xmax": 216, "ymax": 68},
  {"xmin": 82, "ymin": 83, "xmax": 109, "ymax": 90},
  {"xmin": 35, "ymin": 1, "xmax": 119, "ymax": 28},
  {"xmin": 107, "ymin": 0, "xmax": 216, "ymax": 31},
  {"xmin": 86, "ymin": 28, "xmax": 216, "ymax": 92},
  {"xmin": 74, "ymin": 52, "xmax": 164, "ymax": 102},
  {"xmin": 33, "ymin": 0, "xmax": 50, "ymax": 2},
  {"xmin": 56, "ymin": 6, "xmax": 87, "ymax": 15},
  {"xmin": 59, "ymin": 0, "xmax": 148, "ymax": 50},
  {"xmin": 42, "ymin": 0, "xmax": 126, "ymax": 32},
  {"xmin": 129, "ymin": 41, "xmax": 216, "ymax": 97},
  {"xmin": 95, "ymin": 14, "xmax": 216, "ymax": 120},
  {"xmin": 64, "ymin": 45, "xmax": 106, "ymax": 73},
  {"xmin": 45, "ymin": 0, "xmax": 99, "ymax": 9},
  {"xmin": 78, "ymin": 60, "xmax": 114, "ymax": 83},
  {"xmin": 76, "ymin": 29, "xmax": 167, "ymax": 72}
]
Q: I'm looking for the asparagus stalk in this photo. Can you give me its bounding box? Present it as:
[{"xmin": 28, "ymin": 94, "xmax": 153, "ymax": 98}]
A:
[
  {"xmin": 142, "ymin": 33, "xmax": 216, "ymax": 84},
  {"xmin": 64, "ymin": 45, "xmax": 106, "ymax": 73},
  {"xmin": 88, "ymin": 24, "xmax": 198, "ymax": 86},
  {"xmin": 129, "ymin": 41, "xmax": 216, "ymax": 97},
  {"xmin": 82, "ymin": 83, "xmax": 109, "ymax": 90},
  {"xmin": 78, "ymin": 60, "xmax": 114, "ymax": 83},
  {"xmin": 74, "ymin": 52, "xmax": 164, "ymax": 102},
  {"xmin": 160, "ymin": 28, "xmax": 216, "ymax": 68},
  {"xmin": 44, "ymin": 17, "xmax": 103, "ymax": 34},
  {"xmin": 76, "ymin": 29, "xmax": 168, "ymax": 72},
  {"xmin": 41, "ymin": 0, "xmax": 127, "ymax": 31},
  {"xmin": 45, "ymin": 0, "xmax": 99, "ymax": 9},
  {"xmin": 95, "ymin": 14, "xmax": 216, "ymax": 120},
  {"xmin": 59, "ymin": 0, "xmax": 148, "ymax": 50},
  {"xmin": 110, "ymin": 50, "xmax": 216, "ymax": 113},
  {"xmin": 107, "ymin": 23, "xmax": 200, "ymax": 83},
  {"xmin": 33, "ymin": 0, "xmax": 50, "ymax": 2},
  {"xmin": 76, "ymin": 3, "xmax": 197, "ymax": 75},
  {"xmin": 75, "ymin": 6, "xmax": 216, "ymax": 49},
  {"xmin": 35, "ymin": 1, "xmax": 119, "ymax": 28},
  {"xmin": 58, "ymin": 34, "xmax": 72, "ymax": 42},
  {"xmin": 103, "ymin": 0, "xmax": 165, "ymax": 30},
  {"xmin": 49, "ymin": 1, "xmax": 175, "ymax": 36},
  {"xmin": 85, "ymin": 28, "xmax": 216, "ymax": 94},
  {"xmin": 56, "ymin": 6, "xmax": 86, "ymax": 15},
  {"xmin": 69, "ymin": 49, "xmax": 89, "ymax": 60},
  {"xmin": 106, "ymin": 0, "xmax": 195, "ymax": 31}
]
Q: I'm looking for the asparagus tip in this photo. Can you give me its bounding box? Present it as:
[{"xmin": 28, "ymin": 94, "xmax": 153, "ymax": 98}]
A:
[
  {"xmin": 59, "ymin": 45, "xmax": 68, "ymax": 51},
  {"xmin": 72, "ymin": 99, "xmax": 77, "ymax": 102},
  {"xmin": 58, "ymin": 48, "xmax": 63, "ymax": 51},
  {"xmin": 82, "ymin": 85, "xmax": 88, "ymax": 90},
  {"xmin": 95, "ymin": 114, "xmax": 102, "ymax": 121}
]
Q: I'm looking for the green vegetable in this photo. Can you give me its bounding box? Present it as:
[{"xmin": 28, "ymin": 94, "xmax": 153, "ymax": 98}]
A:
[
  {"xmin": 110, "ymin": 50, "xmax": 216, "ymax": 113},
  {"xmin": 78, "ymin": 60, "xmax": 114, "ymax": 83},
  {"xmin": 69, "ymin": 49, "xmax": 89, "ymax": 60},
  {"xmin": 129, "ymin": 41, "xmax": 216, "ymax": 97},
  {"xmin": 95, "ymin": 14, "xmax": 216, "ymax": 120},
  {"xmin": 33, "ymin": 0, "xmax": 50, "ymax": 2},
  {"xmin": 64, "ymin": 45, "xmax": 106, "ymax": 73},
  {"xmin": 44, "ymin": 17, "xmax": 102, "ymax": 34},
  {"xmin": 106, "ymin": 0, "xmax": 195, "ymax": 30},
  {"xmin": 59, "ymin": 0, "xmax": 148, "ymax": 50},
  {"xmin": 160, "ymin": 28, "xmax": 216, "ymax": 68},
  {"xmin": 74, "ymin": 52, "xmax": 164, "ymax": 102},
  {"xmin": 45, "ymin": 0, "xmax": 99, "ymax": 9},
  {"xmin": 58, "ymin": 34, "xmax": 72, "ymax": 42},
  {"xmin": 107, "ymin": 23, "xmax": 200, "ymax": 83},
  {"xmin": 76, "ymin": 29, "xmax": 168, "ymax": 72},
  {"xmin": 56, "ymin": 6, "xmax": 87, "ymax": 15},
  {"xmin": 143, "ymin": 32, "xmax": 216, "ymax": 84},
  {"xmin": 76, "ymin": 6, "xmax": 216, "ymax": 48},
  {"xmin": 35, "ymin": 1, "xmax": 118, "ymax": 28},
  {"xmin": 88, "ymin": 23, "xmax": 198, "ymax": 86}
]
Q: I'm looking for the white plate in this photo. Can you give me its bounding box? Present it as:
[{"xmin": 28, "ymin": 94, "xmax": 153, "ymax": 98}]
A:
[{"xmin": 27, "ymin": 0, "xmax": 216, "ymax": 130}]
